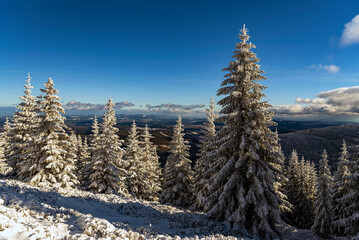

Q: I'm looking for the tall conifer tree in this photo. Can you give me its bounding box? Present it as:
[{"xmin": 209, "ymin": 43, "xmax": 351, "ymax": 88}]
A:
[{"xmin": 203, "ymin": 25, "xmax": 283, "ymax": 239}]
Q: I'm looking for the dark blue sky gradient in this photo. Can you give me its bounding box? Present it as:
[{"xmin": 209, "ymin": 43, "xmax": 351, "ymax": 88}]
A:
[{"xmin": 1, "ymin": 0, "xmax": 359, "ymax": 113}]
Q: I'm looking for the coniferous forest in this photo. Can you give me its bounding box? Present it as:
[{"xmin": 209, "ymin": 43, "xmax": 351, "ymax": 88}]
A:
[{"xmin": 1, "ymin": 26, "xmax": 359, "ymax": 240}]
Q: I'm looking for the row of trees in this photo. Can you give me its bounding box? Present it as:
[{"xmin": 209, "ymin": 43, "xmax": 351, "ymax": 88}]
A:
[
  {"xmin": 0, "ymin": 75, "xmax": 163, "ymax": 200},
  {"xmin": 1, "ymin": 26, "xmax": 359, "ymax": 239}
]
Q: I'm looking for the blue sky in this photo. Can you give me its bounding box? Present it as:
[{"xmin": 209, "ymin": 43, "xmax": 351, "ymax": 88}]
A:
[{"xmin": 1, "ymin": 0, "xmax": 359, "ymax": 119}]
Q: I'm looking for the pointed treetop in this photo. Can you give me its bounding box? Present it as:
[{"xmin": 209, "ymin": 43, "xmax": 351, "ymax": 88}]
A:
[
  {"xmin": 241, "ymin": 24, "xmax": 248, "ymax": 35},
  {"xmin": 24, "ymin": 73, "xmax": 34, "ymax": 93},
  {"xmin": 322, "ymin": 149, "xmax": 328, "ymax": 159},
  {"xmin": 238, "ymin": 24, "xmax": 250, "ymax": 44},
  {"xmin": 26, "ymin": 72, "xmax": 32, "ymax": 82}
]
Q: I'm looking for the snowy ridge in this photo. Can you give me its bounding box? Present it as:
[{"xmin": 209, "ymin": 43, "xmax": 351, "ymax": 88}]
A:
[{"xmin": 0, "ymin": 178, "xmax": 247, "ymax": 240}]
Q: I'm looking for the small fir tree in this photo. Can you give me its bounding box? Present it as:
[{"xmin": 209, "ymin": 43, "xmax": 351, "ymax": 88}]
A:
[
  {"xmin": 6, "ymin": 74, "xmax": 38, "ymax": 177},
  {"xmin": 90, "ymin": 116, "xmax": 99, "ymax": 145},
  {"xmin": 29, "ymin": 78, "xmax": 78, "ymax": 188},
  {"xmin": 286, "ymin": 150, "xmax": 300, "ymax": 223},
  {"xmin": 0, "ymin": 133, "xmax": 10, "ymax": 175},
  {"xmin": 140, "ymin": 125, "xmax": 162, "ymax": 201},
  {"xmin": 335, "ymin": 143, "xmax": 359, "ymax": 237},
  {"xmin": 193, "ymin": 97, "xmax": 217, "ymax": 210},
  {"xmin": 311, "ymin": 150, "xmax": 334, "ymax": 239},
  {"xmin": 76, "ymin": 134, "xmax": 89, "ymax": 174},
  {"xmin": 80, "ymin": 116, "xmax": 100, "ymax": 184},
  {"xmin": 332, "ymin": 140, "xmax": 350, "ymax": 236},
  {"xmin": 295, "ymin": 157, "xmax": 315, "ymax": 229},
  {"xmin": 125, "ymin": 121, "xmax": 151, "ymax": 199},
  {"xmin": 286, "ymin": 152, "xmax": 315, "ymax": 228},
  {"xmin": 2, "ymin": 118, "xmax": 12, "ymax": 159},
  {"xmin": 82, "ymin": 98, "xmax": 128, "ymax": 196},
  {"xmin": 272, "ymin": 129, "xmax": 292, "ymax": 216},
  {"xmin": 79, "ymin": 136, "xmax": 90, "ymax": 169},
  {"xmin": 69, "ymin": 131, "xmax": 79, "ymax": 167},
  {"xmin": 161, "ymin": 116, "xmax": 194, "ymax": 207},
  {"xmin": 307, "ymin": 161, "xmax": 317, "ymax": 210}
]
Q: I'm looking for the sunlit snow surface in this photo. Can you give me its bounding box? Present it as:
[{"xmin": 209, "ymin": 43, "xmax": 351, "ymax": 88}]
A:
[{"xmin": 0, "ymin": 179, "xmax": 318, "ymax": 240}]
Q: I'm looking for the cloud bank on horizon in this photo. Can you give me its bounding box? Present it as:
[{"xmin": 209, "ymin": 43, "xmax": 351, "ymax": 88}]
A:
[
  {"xmin": 61, "ymin": 100, "xmax": 207, "ymax": 115},
  {"xmin": 64, "ymin": 85, "xmax": 359, "ymax": 120},
  {"xmin": 2, "ymin": 87, "xmax": 359, "ymax": 120},
  {"xmin": 273, "ymin": 86, "xmax": 359, "ymax": 120},
  {"xmin": 64, "ymin": 100, "xmax": 135, "ymax": 111}
]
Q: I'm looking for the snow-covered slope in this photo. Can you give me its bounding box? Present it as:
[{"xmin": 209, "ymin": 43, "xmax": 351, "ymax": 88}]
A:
[
  {"xmin": 0, "ymin": 178, "xmax": 242, "ymax": 240},
  {"xmin": 0, "ymin": 178, "xmax": 318, "ymax": 240}
]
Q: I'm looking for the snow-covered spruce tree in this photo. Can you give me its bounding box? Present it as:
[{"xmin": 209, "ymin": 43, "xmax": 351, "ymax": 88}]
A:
[
  {"xmin": 6, "ymin": 74, "xmax": 38, "ymax": 177},
  {"xmin": 203, "ymin": 25, "xmax": 283, "ymax": 239},
  {"xmin": 193, "ymin": 97, "xmax": 217, "ymax": 210},
  {"xmin": 285, "ymin": 152, "xmax": 314, "ymax": 228},
  {"xmin": 311, "ymin": 149, "xmax": 334, "ymax": 239},
  {"xmin": 69, "ymin": 131, "xmax": 79, "ymax": 163},
  {"xmin": 28, "ymin": 78, "xmax": 78, "ymax": 188},
  {"xmin": 285, "ymin": 150, "xmax": 300, "ymax": 224},
  {"xmin": 90, "ymin": 115, "xmax": 99, "ymax": 146},
  {"xmin": 2, "ymin": 118, "xmax": 12, "ymax": 158},
  {"xmin": 1, "ymin": 118, "xmax": 12, "ymax": 175},
  {"xmin": 335, "ymin": 143, "xmax": 359, "ymax": 237},
  {"xmin": 77, "ymin": 135, "xmax": 90, "ymax": 173},
  {"xmin": 161, "ymin": 116, "xmax": 194, "ymax": 207},
  {"xmin": 125, "ymin": 121, "xmax": 152, "ymax": 199},
  {"xmin": 79, "ymin": 116, "xmax": 100, "ymax": 184},
  {"xmin": 82, "ymin": 98, "xmax": 128, "ymax": 196},
  {"xmin": 70, "ymin": 132, "xmax": 78, "ymax": 148},
  {"xmin": 0, "ymin": 134, "xmax": 10, "ymax": 175},
  {"xmin": 307, "ymin": 161, "xmax": 317, "ymax": 209},
  {"xmin": 292, "ymin": 156, "xmax": 315, "ymax": 229},
  {"xmin": 332, "ymin": 140, "xmax": 350, "ymax": 236},
  {"xmin": 272, "ymin": 129, "xmax": 292, "ymax": 217},
  {"xmin": 139, "ymin": 124, "xmax": 162, "ymax": 201}
]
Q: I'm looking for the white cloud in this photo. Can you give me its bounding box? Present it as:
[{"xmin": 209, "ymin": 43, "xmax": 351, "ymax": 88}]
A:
[
  {"xmin": 295, "ymin": 98, "xmax": 326, "ymax": 104},
  {"xmin": 145, "ymin": 103, "xmax": 205, "ymax": 113},
  {"xmin": 273, "ymin": 86, "xmax": 359, "ymax": 117},
  {"xmin": 64, "ymin": 100, "xmax": 135, "ymax": 110},
  {"xmin": 63, "ymin": 101, "xmax": 207, "ymax": 115},
  {"xmin": 310, "ymin": 64, "xmax": 340, "ymax": 74},
  {"xmin": 340, "ymin": 14, "xmax": 359, "ymax": 46}
]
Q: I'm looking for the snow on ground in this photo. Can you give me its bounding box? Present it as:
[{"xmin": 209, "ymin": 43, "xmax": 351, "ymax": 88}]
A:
[{"xmin": 0, "ymin": 178, "xmax": 319, "ymax": 240}]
